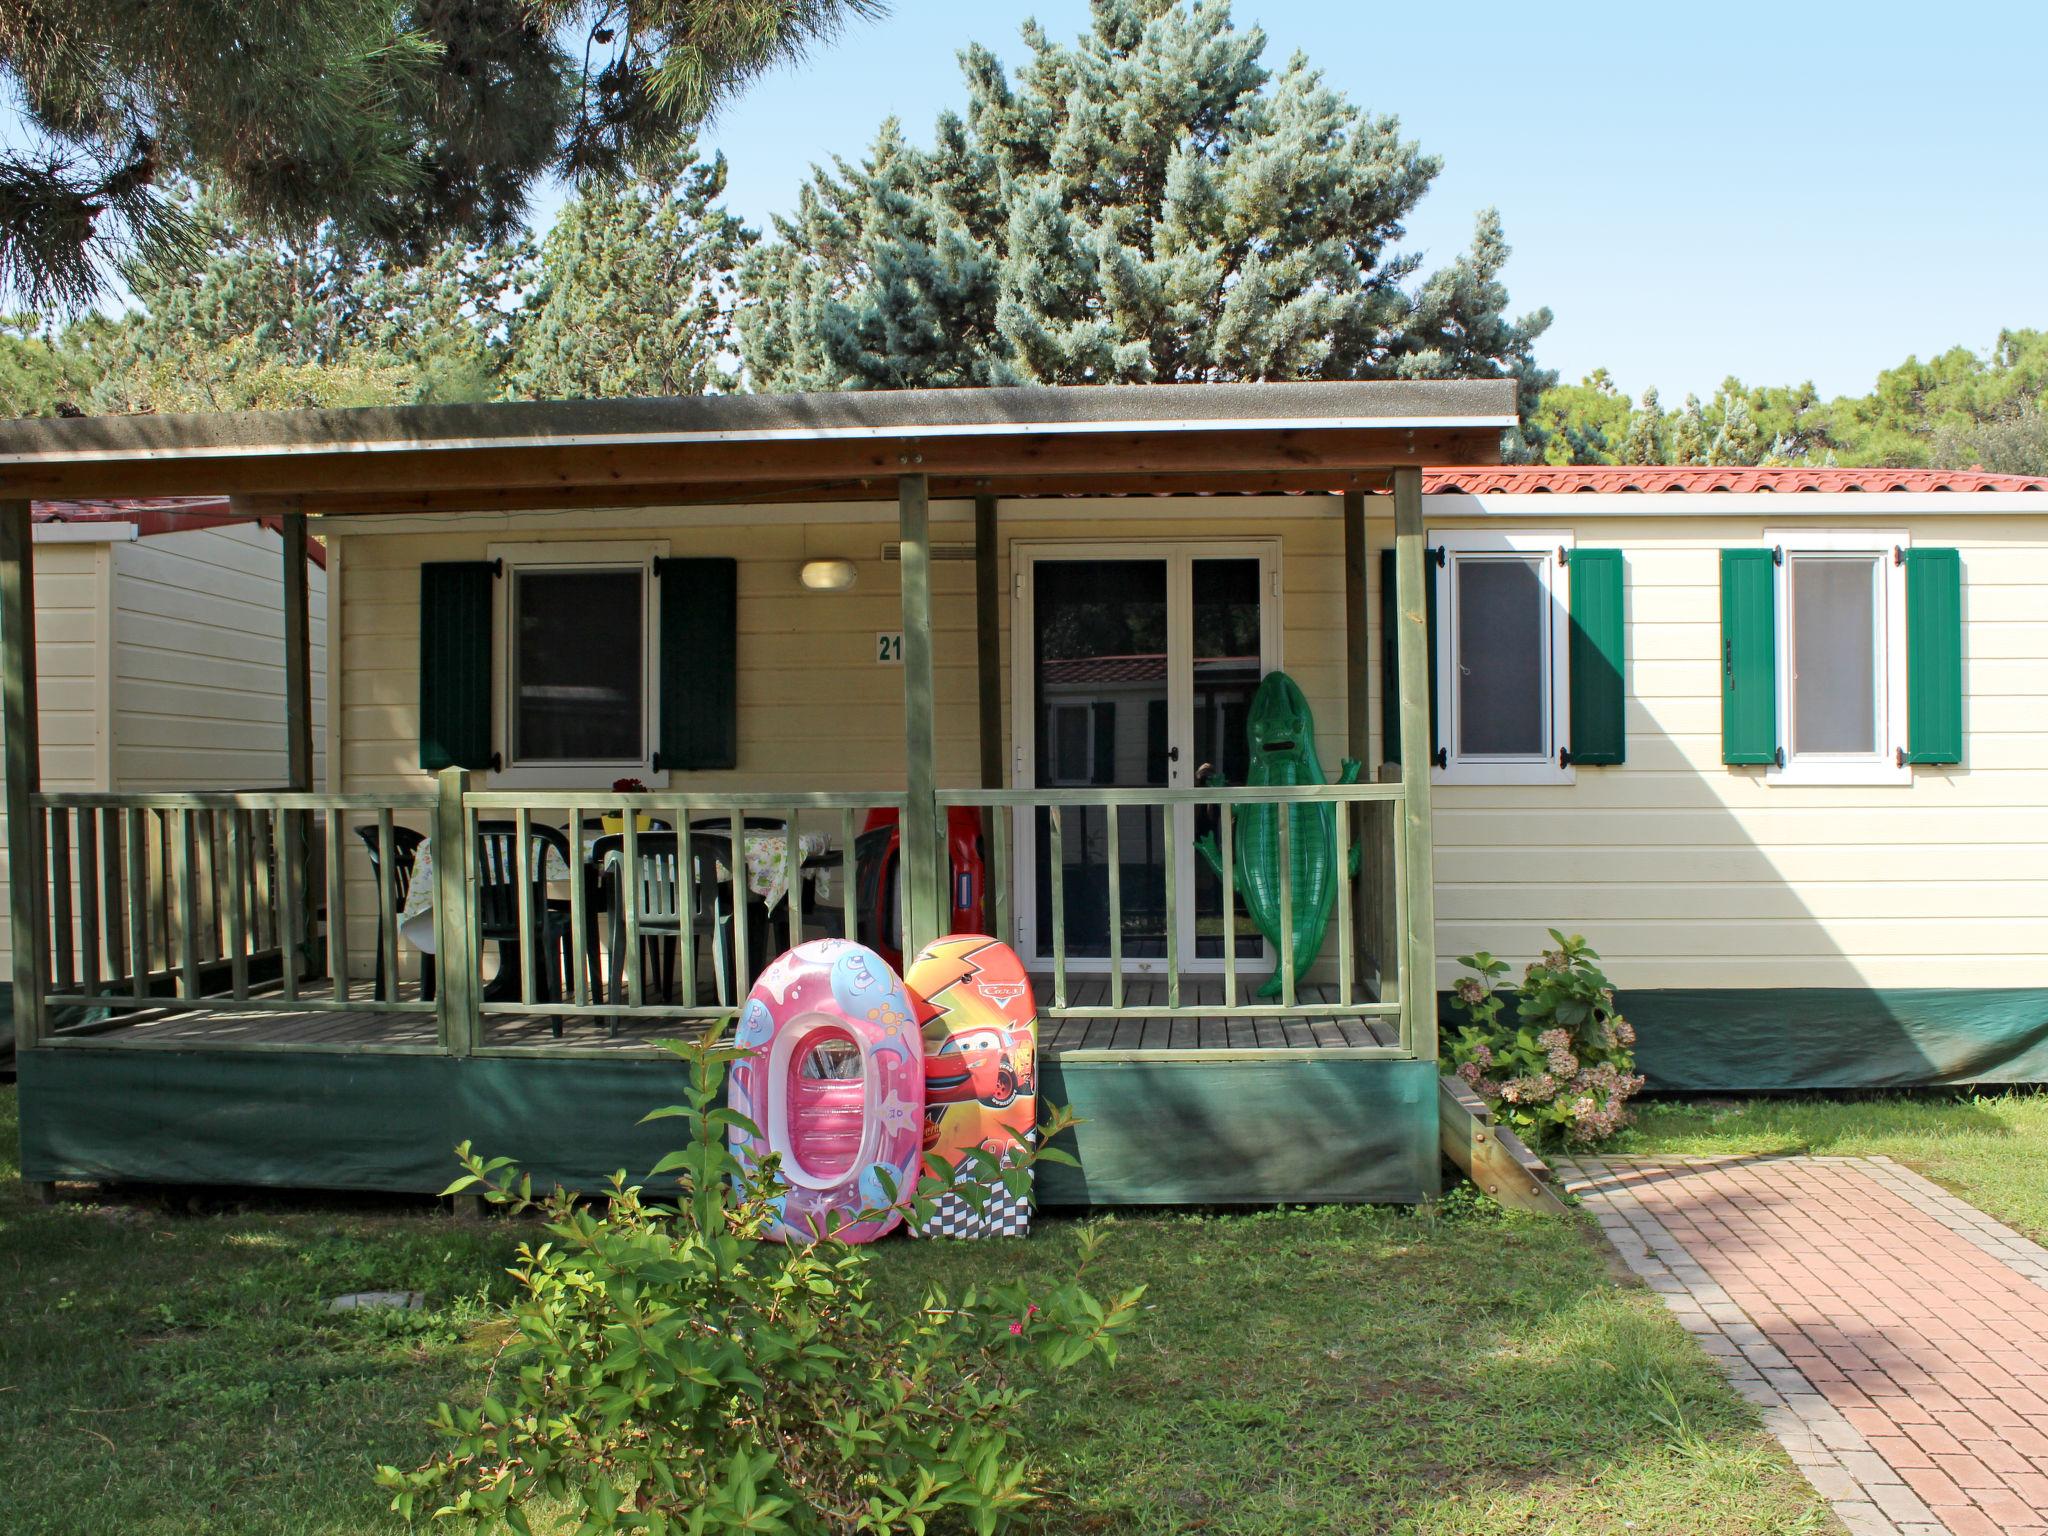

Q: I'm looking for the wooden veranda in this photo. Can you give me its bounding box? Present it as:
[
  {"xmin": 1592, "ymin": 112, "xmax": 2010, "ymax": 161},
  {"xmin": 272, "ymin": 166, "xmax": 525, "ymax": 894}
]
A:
[{"xmin": 1, "ymin": 381, "xmax": 1513, "ymax": 1205}]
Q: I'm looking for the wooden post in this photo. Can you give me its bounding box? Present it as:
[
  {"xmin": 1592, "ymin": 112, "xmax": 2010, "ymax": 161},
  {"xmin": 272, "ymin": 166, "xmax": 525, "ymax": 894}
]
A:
[
  {"xmin": 274, "ymin": 503, "xmax": 315, "ymax": 794},
  {"xmin": 1392, "ymin": 467, "xmax": 1438, "ymax": 1071},
  {"xmin": 898, "ymin": 474, "xmax": 942, "ymax": 953},
  {"xmin": 1342, "ymin": 487, "xmax": 1373, "ymax": 995},
  {"xmin": 974, "ymin": 494, "xmax": 1003, "ymax": 791},
  {"xmin": 431, "ymin": 767, "xmax": 477, "ymax": 1054},
  {"xmin": 1, "ymin": 500, "xmax": 47, "ymax": 1052},
  {"xmin": 258, "ymin": 499, "xmax": 316, "ymax": 988}
]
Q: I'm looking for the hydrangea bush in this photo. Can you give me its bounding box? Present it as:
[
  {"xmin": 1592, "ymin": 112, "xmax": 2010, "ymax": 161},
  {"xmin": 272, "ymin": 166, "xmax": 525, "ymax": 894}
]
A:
[
  {"xmin": 375, "ymin": 1030, "xmax": 1143, "ymax": 1535},
  {"xmin": 1442, "ymin": 930, "xmax": 1644, "ymax": 1146}
]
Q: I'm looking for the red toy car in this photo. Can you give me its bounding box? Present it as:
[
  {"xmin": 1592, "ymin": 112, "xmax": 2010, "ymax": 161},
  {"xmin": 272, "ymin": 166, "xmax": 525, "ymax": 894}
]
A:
[{"xmin": 924, "ymin": 1026, "xmax": 1033, "ymax": 1109}]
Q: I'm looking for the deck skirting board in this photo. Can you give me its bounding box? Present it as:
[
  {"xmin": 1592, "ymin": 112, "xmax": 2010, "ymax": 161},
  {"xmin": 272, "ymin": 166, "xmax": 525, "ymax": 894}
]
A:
[
  {"xmin": 16, "ymin": 1046, "xmax": 1442, "ymax": 1206},
  {"xmin": 1434, "ymin": 987, "xmax": 2048, "ymax": 1092}
]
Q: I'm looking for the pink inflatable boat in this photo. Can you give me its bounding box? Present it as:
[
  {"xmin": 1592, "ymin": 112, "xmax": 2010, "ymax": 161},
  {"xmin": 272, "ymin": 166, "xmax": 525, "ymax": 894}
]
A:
[{"xmin": 726, "ymin": 939, "xmax": 924, "ymax": 1244}]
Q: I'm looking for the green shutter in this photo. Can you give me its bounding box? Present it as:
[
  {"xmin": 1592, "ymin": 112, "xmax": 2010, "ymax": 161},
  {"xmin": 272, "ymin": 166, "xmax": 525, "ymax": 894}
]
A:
[
  {"xmin": 1568, "ymin": 549, "xmax": 1626, "ymax": 765},
  {"xmin": 1903, "ymin": 547, "xmax": 1963, "ymax": 765},
  {"xmin": 1378, "ymin": 547, "xmax": 1438, "ymax": 764},
  {"xmin": 419, "ymin": 561, "xmax": 496, "ymax": 771},
  {"xmin": 1092, "ymin": 702, "xmax": 1117, "ymax": 784},
  {"xmin": 1719, "ymin": 548, "xmax": 1778, "ymax": 766},
  {"xmin": 654, "ymin": 557, "xmax": 738, "ymax": 771}
]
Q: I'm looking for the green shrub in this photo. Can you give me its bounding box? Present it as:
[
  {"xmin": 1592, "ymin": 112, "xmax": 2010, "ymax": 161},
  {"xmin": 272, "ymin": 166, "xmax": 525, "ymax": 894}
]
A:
[
  {"xmin": 375, "ymin": 1030, "xmax": 1142, "ymax": 1535},
  {"xmin": 1442, "ymin": 930, "xmax": 1644, "ymax": 1146}
]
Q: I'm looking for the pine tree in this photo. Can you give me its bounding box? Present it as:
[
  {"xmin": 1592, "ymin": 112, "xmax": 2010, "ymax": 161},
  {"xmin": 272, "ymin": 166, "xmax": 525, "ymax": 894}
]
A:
[
  {"xmin": 506, "ymin": 144, "xmax": 754, "ymax": 400},
  {"xmin": 1619, "ymin": 388, "xmax": 1666, "ymax": 464},
  {"xmin": 1, "ymin": 1, "xmax": 878, "ymax": 309},
  {"xmin": 1707, "ymin": 397, "xmax": 1764, "ymax": 466},
  {"xmin": 1669, "ymin": 394, "xmax": 1710, "ymax": 464},
  {"xmin": 739, "ymin": 0, "xmax": 1552, "ymax": 406},
  {"xmin": 81, "ymin": 189, "xmax": 531, "ymax": 412}
]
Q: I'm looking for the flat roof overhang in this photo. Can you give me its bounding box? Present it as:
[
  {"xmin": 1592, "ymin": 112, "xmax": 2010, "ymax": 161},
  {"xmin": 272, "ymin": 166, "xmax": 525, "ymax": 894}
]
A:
[{"xmin": 0, "ymin": 380, "xmax": 1515, "ymax": 514}]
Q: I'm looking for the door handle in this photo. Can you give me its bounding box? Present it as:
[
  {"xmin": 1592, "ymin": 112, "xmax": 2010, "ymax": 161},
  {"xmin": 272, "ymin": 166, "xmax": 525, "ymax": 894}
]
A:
[{"xmin": 1167, "ymin": 746, "xmax": 1181, "ymax": 763}]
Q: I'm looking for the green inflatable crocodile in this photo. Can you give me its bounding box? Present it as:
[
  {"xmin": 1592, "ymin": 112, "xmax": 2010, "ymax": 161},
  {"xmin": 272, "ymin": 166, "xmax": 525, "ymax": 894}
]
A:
[{"xmin": 1194, "ymin": 672, "xmax": 1361, "ymax": 999}]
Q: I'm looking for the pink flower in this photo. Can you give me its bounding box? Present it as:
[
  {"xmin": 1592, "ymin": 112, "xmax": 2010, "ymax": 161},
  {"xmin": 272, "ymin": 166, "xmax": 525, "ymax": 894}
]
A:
[{"xmin": 1009, "ymin": 1321, "xmax": 1024, "ymax": 1336}]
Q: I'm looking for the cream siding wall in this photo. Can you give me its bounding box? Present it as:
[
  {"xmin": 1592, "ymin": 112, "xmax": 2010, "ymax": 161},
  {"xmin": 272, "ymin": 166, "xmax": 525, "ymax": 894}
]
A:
[
  {"xmin": 0, "ymin": 541, "xmax": 110, "ymax": 975},
  {"xmin": 110, "ymin": 523, "xmax": 327, "ymax": 790},
  {"xmin": 330, "ymin": 502, "xmax": 1347, "ymax": 797},
  {"xmin": 1411, "ymin": 511, "xmax": 2048, "ymax": 993},
  {"xmin": 327, "ymin": 498, "xmax": 2046, "ymax": 995}
]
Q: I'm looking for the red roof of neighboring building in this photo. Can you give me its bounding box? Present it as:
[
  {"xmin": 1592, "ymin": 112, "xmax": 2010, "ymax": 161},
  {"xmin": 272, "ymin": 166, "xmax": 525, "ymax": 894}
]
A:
[
  {"xmin": 32, "ymin": 496, "xmax": 326, "ymax": 567},
  {"xmin": 1421, "ymin": 466, "xmax": 2048, "ymax": 494}
]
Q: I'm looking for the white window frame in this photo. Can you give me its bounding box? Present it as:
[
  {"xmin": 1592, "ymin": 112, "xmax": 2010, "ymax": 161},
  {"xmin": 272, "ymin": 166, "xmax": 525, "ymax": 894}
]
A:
[
  {"xmin": 1766, "ymin": 528, "xmax": 1910, "ymax": 787},
  {"xmin": 1430, "ymin": 527, "xmax": 1574, "ymax": 786},
  {"xmin": 487, "ymin": 539, "xmax": 670, "ymax": 789}
]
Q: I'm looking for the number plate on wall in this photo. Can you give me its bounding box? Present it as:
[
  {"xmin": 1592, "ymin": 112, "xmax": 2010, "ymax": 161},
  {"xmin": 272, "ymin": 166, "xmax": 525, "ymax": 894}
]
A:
[{"xmin": 875, "ymin": 632, "xmax": 903, "ymax": 664}]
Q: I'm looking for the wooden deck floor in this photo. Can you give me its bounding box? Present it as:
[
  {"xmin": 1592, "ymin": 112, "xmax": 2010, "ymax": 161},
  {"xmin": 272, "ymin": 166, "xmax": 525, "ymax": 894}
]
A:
[{"xmin": 48, "ymin": 972, "xmax": 1400, "ymax": 1054}]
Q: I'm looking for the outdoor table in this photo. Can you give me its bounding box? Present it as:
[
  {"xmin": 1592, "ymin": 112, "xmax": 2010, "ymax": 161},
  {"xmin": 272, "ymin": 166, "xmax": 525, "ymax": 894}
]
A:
[{"xmin": 398, "ymin": 826, "xmax": 830, "ymax": 956}]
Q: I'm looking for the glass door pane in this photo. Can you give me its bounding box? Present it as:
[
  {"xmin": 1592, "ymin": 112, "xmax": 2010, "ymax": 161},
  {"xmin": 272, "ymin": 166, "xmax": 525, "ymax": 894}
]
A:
[
  {"xmin": 1190, "ymin": 559, "xmax": 1265, "ymax": 960},
  {"xmin": 1032, "ymin": 560, "xmax": 1168, "ymax": 960}
]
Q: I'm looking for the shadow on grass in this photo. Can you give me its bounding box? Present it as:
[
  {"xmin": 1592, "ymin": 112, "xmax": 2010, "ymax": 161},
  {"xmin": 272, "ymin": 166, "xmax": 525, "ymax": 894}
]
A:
[
  {"xmin": 866, "ymin": 1197, "xmax": 1826, "ymax": 1536},
  {"xmin": 1, "ymin": 1072, "xmax": 1825, "ymax": 1536}
]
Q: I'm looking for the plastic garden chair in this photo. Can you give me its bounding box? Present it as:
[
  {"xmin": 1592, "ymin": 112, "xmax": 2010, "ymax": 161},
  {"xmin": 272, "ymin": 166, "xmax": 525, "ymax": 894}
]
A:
[
  {"xmin": 471, "ymin": 820, "xmax": 576, "ymax": 1025},
  {"xmin": 353, "ymin": 823, "xmax": 433, "ymax": 1003},
  {"xmin": 592, "ymin": 831, "xmax": 733, "ymax": 1028}
]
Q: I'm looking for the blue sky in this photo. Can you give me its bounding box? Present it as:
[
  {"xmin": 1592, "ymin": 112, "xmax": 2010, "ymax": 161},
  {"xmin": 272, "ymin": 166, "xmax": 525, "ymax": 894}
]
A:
[{"xmin": 621, "ymin": 0, "xmax": 2048, "ymax": 402}]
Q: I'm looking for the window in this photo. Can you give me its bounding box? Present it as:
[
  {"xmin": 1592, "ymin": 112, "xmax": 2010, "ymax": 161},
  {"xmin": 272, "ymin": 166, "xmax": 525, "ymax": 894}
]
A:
[
  {"xmin": 1771, "ymin": 529, "xmax": 1909, "ymax": 784},
  {"xmin": 491, "ymin": 540, "xmax": 667, "ymax": 783},
  {"xmin": 1044, "ymin": 701, "xmax": 1121, "ymax": 786},
  {"xmin": 1431, "ymin": 529, "xmax": 1573, "ymax": 784}
]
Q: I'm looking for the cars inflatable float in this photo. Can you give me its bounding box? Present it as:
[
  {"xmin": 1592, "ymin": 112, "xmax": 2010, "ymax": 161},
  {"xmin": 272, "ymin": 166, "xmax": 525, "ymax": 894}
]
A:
[
  {"xmin": 905, "ymin": 934, "xmax": 1039, "ymax": 1239},
  {"xmin": 726, "ymin": 938, "xmax": 924, "ymax": 1244}
]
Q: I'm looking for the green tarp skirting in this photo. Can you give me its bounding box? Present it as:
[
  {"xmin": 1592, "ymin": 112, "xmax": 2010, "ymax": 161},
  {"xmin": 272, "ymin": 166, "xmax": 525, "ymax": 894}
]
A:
[
  {"xmin": 17, "ymin": 1048, "xmax": 1441, "ymax": 1205},
  {"xmin": 1441, "ymin": 987, "xmax": 2048, "ymax": 1093}
]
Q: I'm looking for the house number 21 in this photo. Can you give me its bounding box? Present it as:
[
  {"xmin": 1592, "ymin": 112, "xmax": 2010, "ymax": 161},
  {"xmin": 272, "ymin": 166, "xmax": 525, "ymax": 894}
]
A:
[{"xmin": 875, "ymin": 632, "xmax": 904, "ymax": 664}]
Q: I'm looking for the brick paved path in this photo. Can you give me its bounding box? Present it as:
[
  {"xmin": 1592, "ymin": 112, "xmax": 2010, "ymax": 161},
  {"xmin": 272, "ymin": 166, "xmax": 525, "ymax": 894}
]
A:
[{"xmin": 1553, "ymin": 1155, "xmax": 2048, "ymax": 1536}]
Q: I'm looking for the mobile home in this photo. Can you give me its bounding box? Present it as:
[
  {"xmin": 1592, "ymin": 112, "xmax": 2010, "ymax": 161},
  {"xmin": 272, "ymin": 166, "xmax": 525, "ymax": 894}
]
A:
[{"xmin": 1, "ymin": 388, "xmax": 2040, "ymax": 1204}]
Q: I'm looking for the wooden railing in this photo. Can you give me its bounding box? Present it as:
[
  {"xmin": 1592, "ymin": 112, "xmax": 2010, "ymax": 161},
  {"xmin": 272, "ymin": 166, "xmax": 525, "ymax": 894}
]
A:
[
  {"xmin": 450, "ymin": 786, "xmax": 908, "ymax": 1044},
  {"xmin": 939, "ymin": 782, "xmax": 1413, "ymax": 1054},
  {"xmin": 21, "ymin": 777, "xmax": 1413, "ymax": 1059},
  {"xmin": 32, "ymin": 790, "xmax": 436, "ymax": 1022}
]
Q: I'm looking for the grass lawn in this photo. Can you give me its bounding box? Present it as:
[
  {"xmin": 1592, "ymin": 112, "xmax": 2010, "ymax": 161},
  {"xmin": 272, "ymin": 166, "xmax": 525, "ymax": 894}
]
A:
[
  {"xmin": 1619, "ymin": 1091, "xmax": 2048, "ymax": 1243},
  {"xmin": 0, "ymin": 1082, "xmax": 1830, "ymax": 1535}
]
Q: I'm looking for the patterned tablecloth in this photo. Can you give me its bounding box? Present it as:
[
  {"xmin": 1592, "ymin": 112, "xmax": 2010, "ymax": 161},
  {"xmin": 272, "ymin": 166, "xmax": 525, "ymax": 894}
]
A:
[{"xmin": 399, "ymin": 830, "xmax": 830, "ymax": 955}]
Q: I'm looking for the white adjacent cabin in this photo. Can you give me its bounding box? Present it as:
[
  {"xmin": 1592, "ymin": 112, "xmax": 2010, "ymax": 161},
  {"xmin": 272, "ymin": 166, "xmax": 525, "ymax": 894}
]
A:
[{"xmin": 0, "ymin": 501, "xmax": 327, "ymax": 1018}]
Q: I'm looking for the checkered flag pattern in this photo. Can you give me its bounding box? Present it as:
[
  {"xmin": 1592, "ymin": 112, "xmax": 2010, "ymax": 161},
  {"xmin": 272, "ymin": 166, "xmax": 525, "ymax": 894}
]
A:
[{"xmin": 915, "ymin": 1136, "xmax": 1036, "ymax": 1240}]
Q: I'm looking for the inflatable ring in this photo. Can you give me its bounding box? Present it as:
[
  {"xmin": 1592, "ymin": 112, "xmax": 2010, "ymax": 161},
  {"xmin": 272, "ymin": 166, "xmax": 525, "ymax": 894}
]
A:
[{"xmin": 726, "ymin": 938, "xmax": 923, "ymax": 1244}]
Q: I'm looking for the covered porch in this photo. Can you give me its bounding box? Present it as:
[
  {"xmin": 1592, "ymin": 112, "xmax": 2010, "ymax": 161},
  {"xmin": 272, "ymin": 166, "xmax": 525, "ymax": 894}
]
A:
[{"xmin": 2, "ymin": 381, "xmax": 1513, "ymax": 1204}]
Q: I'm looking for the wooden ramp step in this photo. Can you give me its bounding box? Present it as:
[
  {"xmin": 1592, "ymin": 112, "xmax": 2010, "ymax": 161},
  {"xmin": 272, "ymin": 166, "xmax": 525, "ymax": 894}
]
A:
[{"xmin": 1438, "ymin": 1075, "xmax": 1571, "ymax": 1216}]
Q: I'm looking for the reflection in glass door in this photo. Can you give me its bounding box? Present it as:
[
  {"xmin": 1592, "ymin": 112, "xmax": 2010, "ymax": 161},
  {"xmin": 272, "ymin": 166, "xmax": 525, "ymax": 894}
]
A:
[
  {"xmin": 1189, "ymin": 559, "xmax": 1264, "ymax": 960},
  {"xmin": 1020, "ymin": 547, "xmax": 1273, "ymax": 970},
  {"xmin": 1031, "ymin": 559, "xmax": 1169, "ymax": 959}
]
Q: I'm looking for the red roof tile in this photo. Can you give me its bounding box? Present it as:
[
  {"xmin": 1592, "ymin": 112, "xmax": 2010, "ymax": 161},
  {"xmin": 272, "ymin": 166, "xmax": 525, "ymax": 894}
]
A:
[
  {"xmin": 32, "ymin": 496, "xmax": 325, "ymax": 567},
  {"xmin": 1420, "ymin": 466, "xmax": 2048, "ymax": 494}
]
